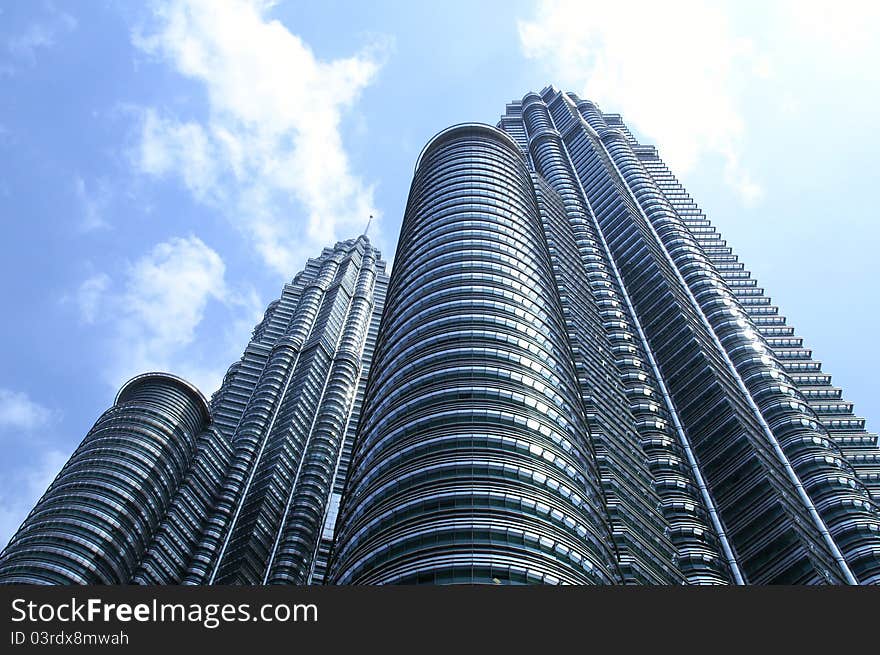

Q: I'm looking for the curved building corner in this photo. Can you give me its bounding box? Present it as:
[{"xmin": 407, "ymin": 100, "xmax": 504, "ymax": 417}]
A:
[{"xmin": 0, "ymin": 372, "xmax": 211, "ymax": 584}]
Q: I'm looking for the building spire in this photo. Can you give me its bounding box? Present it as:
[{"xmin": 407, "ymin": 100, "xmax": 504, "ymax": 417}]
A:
[{"xmin": 363, "ymin": 214, "xmax": 373, "ymax": 237}]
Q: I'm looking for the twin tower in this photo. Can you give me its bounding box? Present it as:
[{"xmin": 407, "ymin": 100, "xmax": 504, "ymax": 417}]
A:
[{"xmin": 3, "ymin": 87, "xmax": 879, "ymax": 585}]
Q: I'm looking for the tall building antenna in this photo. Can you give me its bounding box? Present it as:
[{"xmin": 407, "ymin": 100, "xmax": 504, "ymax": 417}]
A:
[{"xmin": 364, "ymin": 214, "xmax": 373, "ymax": 237}]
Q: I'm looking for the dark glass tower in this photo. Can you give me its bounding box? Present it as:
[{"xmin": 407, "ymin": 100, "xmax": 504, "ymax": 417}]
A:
[
  {"xmin": 3, "ymin": 87, "xmax": 879, "ymax": 586},
  {"xmin": 0, "ymin": 373, "xmax": 214, "ymax": 584},
  {"xmin": 330, "ymin": 124, "xmax": 623, "ymax": 584},
  {"xmin": 329, "ymin": 88, "xmax": 880, "ymax": 585},
  {"xmin": 0, "ymin": 236, "xmax": 388, "ymax": 585}
]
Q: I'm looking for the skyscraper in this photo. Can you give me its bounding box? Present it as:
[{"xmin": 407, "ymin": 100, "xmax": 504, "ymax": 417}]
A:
[
  {"xmin": 2, "ymin": 87, "xmax": 879, "ymax": 585},
  {"xmin": 328, "ymin": 87, "xmax": 880, "ymax": 585},
  {"xmin": 0, "ymin": 236, "xmax": 388, "ymax": 584}
]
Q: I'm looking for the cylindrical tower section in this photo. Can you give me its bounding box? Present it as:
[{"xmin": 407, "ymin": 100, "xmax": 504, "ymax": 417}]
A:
[
  {"xmin": 581, "ymin": 110, "xmax": 880, "ymax": 584},
  {"xmin": 521, "ymin": 93, "xmax": 734, "ymax": 584},
  {"xmin": 329, "ymin": 124, "xmax": 620, "ymax": 585},
  {"xmin": 0, "ymin": 373, "xmax": 209, "ymax": 584},
  {"xmin": 186, "ymin": 253, "xmax": 342, "ymax": 584},
  {"xmin": 265, "ymin": 250, "xmax": 378, "ymax": 584}
]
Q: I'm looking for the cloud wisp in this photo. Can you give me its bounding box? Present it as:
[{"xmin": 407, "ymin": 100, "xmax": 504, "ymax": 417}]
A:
[
  {"xmin": 0, "ymin": 389, "xmax": 65, "ymax": 546},
  {"xmin": 131, "ymin": 0, "xmax": 389, "ymax": 277},
  {"xmin": 0, "ymin": 388, "xmax": 56, "ymax": 432},
  {"xmin": 0, "ymin": 448, "xmax": 68, "ymax": 548},
  {"xmin": 518, "ymin": 0, "xmax": 765, "ymax": 204},
  {"xmin": 1, "ymin": 3, "xmax": 77, "ymax": 76},
  {"xmin": 73, "ymin": 176, "xmax": 112, "ymax": 231},
  {"xmin": 75, "ymin": 235, "xmax": 261, "ymax": 396}
]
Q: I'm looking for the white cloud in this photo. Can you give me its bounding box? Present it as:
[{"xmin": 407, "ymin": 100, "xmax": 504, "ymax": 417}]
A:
[
  {"xmin": 781, "ymin": 0, "xmax": 880, "ymax": 61},
  {"xmin": 6, "ymin": 24, "xmax": 55, "ymax": 61},
  {"xmin": 2, "ymin": 4, "xmax": 77, "ymax": 75},
  {"xmin": 121, "ymin": 235, "xmax": 226, "ymax": 352},
  {"xmin": 0, "ymin": 388, "xmax": 63, "ymax": 546},
  {"xmin": 76, "ymin": 235, "xmax": 260, "ymax": 395},
  {"xmin": 74, "ymin": 273, "xmax": 110, "ymax": 324},
  {"xmin": 131, "ymin": 0, "xmax": 388, "ymax": 276},
  {"xmin": 518, "ymin": 0, "xmax": 764, "ymax": 204},
  {"xmin": 73, "ymin": 176, "xmax": 112, "ymax": 231},
  {"xmin": 137, "ymin": 110, "xmax": 220, "ymax": 201},
  {"xmin": 0, "ymin": 389, "xmax": 55, "ymax": 431},
  {"xmin": 0, "ymin": 449, "xmax": 68, "ymax": 548}
]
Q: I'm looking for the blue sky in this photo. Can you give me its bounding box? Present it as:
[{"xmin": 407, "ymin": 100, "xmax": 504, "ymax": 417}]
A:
[{"xmin": 0, "ymin": 0, "xmax": 877, "ymax": 545}]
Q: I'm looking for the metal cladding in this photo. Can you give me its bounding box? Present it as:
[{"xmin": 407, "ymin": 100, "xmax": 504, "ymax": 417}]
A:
[
  {"xmin": 185, "ymin": 236, "xmax": 388, "ymax": 585},
  {"xmin": 330, "ymin": 124, "xmax": 623, "ymax": 584},
  {"xmin": 494, "ymin": 86, "xmax": 880, "ymax": 584},
  {"xmin": 2, "ymin": 86, "xmax": 879, "ymax": 586},
  {"xmin": 0, "ymin": 237, "xmax": 388, "ymax": 586},
  {"xmin": 0, "ymin": 373, "xmax": 211, "ymax": 584},
  {"xmin": 514, "ymin": 94, "xmax": 736, "ymax": 584},
  {"xmin": 330, "ymin": 89, "xmax": 880, "ymax": 586}
]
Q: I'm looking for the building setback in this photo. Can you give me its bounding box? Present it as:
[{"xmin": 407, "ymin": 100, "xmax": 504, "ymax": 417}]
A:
[
  {"xmin": 0, "ymin": 373, "xmax": 216, "ymax": 584},
  {"xmin": 2, "ymin": 87, "xmax": 879, "ymax": 585},
  {"xmin": 0, "ymin": 236, "xmax": 388, "ymax": 585},
  {"xmin": 329, "ymin": 88, "xmax": 880, "ymax": 585}
]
